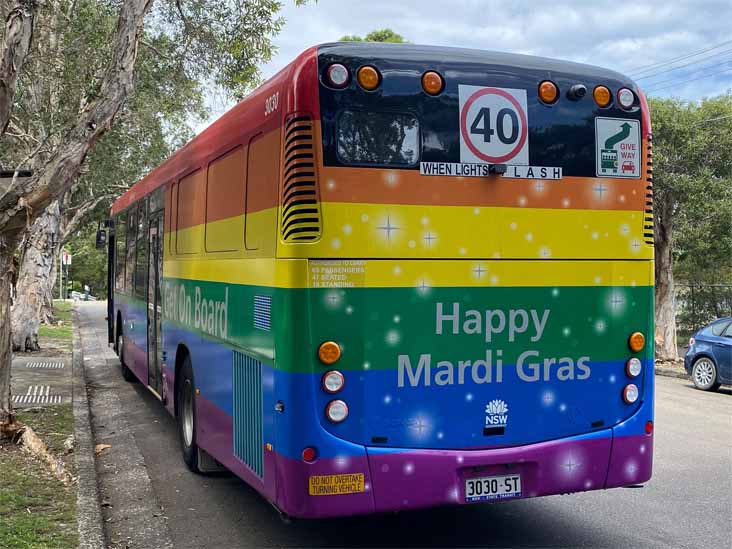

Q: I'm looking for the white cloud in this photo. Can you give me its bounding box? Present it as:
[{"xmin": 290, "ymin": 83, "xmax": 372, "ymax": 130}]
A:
[{"xmin": 197, "ymin": 0, "xmax": 732, "ymax": 132}]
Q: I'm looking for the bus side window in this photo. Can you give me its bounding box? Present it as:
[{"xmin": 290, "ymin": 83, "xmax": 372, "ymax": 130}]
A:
[
  {"xmin": 114, "ymin": 212, "xmax": 127, "ymax": 292},
  {"xmin": 245, "ymin": 131, "xmax": 279, "ymax": 254},
  {"xmin": 176, "ymin": 169, "xmax": 205, "ymax": 254},
  {"xmin": 169, "ymin": 182, "xmax": 178, "ymax": 255},
  {"xmin": 125, "ymin": 206, "xmax": 137, "ymax": 292},
  {"xmin": 134, "ymin": 199, "xmax": 148, "ymax": 299},
  {"xmin": 205, "ymin": 146, "xmax": 246, "ymax": 252}
]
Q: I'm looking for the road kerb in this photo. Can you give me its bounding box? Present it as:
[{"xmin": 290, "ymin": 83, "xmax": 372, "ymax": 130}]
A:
[{"xmin": 72, "ymin": 307, "xmax": 106, "ymax": 549}]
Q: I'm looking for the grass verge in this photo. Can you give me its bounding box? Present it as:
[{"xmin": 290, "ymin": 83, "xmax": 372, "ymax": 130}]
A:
[
  {"xmin": 38, "ymin": 300, "xmax": 73, "ymax": 350},
  {"xmin": 0, "ymin": 404, "xmax": 78, "ymax": 548}
]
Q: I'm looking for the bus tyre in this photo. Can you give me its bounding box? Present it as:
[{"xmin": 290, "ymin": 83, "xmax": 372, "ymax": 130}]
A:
[
  {"xmin": 691, "ymin": 357, "xmax": 721, "ymax": 392},
  {"xmin": 117, "ymin": 333, "xmax": 136, "ymax": 383},
  {"xmin": 178, "ymin": 357, "xmax": 202, "ymax": 473}
]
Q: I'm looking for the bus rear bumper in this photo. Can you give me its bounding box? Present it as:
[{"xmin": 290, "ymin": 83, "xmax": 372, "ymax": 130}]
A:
[
  {"xmin": 277, "ymin": 402, "xmax": 653, "ymax": 518},
  {"xmin": 366, "ymin": 430, "xmax": 652, "ymax": 514}
]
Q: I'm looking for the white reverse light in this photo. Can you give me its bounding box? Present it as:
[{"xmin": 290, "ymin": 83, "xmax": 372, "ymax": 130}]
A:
[
  {"xmin": 326, "ymin": 400, "xmax": 349, "ymax": 422},
  {"xmin": 327, "ymin": 63, "xmax": 349, "ymax": 88},
  {"xmin": 617, "ymin": 88, "xmax": 635, "ymax": 109},
  {"xmin": 622, "ymin": 384, "xmax": 639, "ymax": 404},
  {"xmin": 626, "ymin": 357, "xmax": 642, "ymax": 378},
  {"xmin": 322, "ymin": 371, "xmax": 345, "ymax": 394}
]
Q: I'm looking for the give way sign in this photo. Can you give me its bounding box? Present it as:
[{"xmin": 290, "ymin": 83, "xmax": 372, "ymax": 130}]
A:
[{"xmin": 459, "ymin": 85, "xmax": 529, "ymax": 165}]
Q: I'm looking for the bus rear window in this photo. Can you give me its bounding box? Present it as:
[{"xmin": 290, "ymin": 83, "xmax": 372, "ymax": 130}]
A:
[{"xmin": 336, "ymin": 110, "xmax": 419, "ymax": 166}]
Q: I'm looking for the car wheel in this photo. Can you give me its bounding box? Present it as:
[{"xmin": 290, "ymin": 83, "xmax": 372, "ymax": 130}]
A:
[
  {"xmin": 691, "ymin": 357, "xmax": 721, "ymax": 391},
  {"xmin": 178, "ymin": 356, "xmax": 202, "ymax": 473},
  {"xmin": 117, "ymin": 333, "xmax": 137, "ymax": 383}
]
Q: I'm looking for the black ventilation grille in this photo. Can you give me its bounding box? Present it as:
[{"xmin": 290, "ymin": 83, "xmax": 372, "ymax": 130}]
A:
[
  {"xmin": 643, "ymin": 135, "xmax": 654, "ymax": 245},
  {"xmin": 280, "ymin": 114, "xmax": 322, "ymax": 242}
]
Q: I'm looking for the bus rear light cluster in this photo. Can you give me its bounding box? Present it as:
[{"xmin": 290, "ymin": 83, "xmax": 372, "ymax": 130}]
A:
[
  {"xmin": 593, "ymin": 85, "xmax": 612, "ymax": 107},
  {"xmin": 302, "ymin": 446, "xmax": 318, "ymax": 463},
  {"xmin": 422, "ymin": 71, "xmax": 444, "ymax": 96},
  {"xmin": 538, "ymin": 80, "xmax": 558, "ymax": 104},
  {"xmin": 318, "ymin": 341, "xmax": 342, "ymax": 365},
  {"xmin": 325, "ymin": 400, "xmax": 349, "ymax": 423},
  {"xmin": 625, "ymin": 357, "xmax": 642, "ymax": 378},
  {"xmin": 622, "ymin": 384, "xmax": 639, "ymax": 404},
  {"xmin": 628, "ymin": 331, "xmax": 646, "ymax": 353},
  {"xmin": 326, "ymin": 63, "xmax": 349, "ymax": 88},
  {"xmin": 617, "ymin": 88, "xmax": 635, "ymax": 108},
  {"xmin": 357, "ymin": 66, "xmax": 380, "ymax": 91},
  {"xmin": 322, "ymin": 370, "xmax": 345, "ymax": 393}
]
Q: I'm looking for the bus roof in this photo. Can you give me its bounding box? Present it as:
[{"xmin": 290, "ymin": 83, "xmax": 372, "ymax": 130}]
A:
[{"xmin": 111, "ymin": 42, "xmax": 638, "ymax": 215}]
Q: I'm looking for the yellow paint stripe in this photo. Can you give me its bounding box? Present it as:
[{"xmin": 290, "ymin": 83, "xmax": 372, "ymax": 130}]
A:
[
  {"xmin": 278, "ymin": 203, "xmax": 653, "ymax": 260},
  {"xmin": 164, "ymin": 257, "xmax": 653, "ymax": 288}
]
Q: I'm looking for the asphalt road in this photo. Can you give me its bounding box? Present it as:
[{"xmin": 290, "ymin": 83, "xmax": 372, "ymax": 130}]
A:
[{"xmin": 80, "ymin": 302, "xmax": 732, "ymax": 548}]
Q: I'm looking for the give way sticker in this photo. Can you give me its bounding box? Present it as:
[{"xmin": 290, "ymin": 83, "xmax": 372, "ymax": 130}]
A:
[{"xmin": 459, "ymin": 85, "xmax": 529, "ymax": 165}]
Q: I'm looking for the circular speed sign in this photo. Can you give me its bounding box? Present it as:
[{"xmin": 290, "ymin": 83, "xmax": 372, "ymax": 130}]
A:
[{"xmin": 459, "ymin": 87, "xmax": 529, "ymax": 164}]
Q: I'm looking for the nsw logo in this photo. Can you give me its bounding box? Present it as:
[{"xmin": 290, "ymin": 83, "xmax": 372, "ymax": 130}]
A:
[{"xmin": 485, "ymin": 399, "xmax": 509, "ymax": 427}]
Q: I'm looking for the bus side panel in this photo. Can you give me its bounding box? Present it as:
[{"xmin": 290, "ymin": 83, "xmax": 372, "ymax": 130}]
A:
[{"xmin": 115, "ymin": 293, "xmax": 148, "ymax": 383}]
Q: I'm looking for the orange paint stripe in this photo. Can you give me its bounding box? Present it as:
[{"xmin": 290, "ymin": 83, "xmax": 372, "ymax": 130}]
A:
[{"xmin": 319, "ymin": 166, "xmax": 647, "ymax": 211}]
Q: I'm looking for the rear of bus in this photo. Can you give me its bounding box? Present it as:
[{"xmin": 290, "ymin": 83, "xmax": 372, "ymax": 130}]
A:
[{"xmin": 274, "ymin": 43, "xmax": 654, "ymax": 517}]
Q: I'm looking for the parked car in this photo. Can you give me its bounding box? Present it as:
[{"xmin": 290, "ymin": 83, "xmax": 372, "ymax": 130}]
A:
[{"xmin": 684, "ymin": 317, "xmax": 732, "ymax": 391}]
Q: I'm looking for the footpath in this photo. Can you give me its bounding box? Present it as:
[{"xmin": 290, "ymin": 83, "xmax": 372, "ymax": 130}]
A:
[{"xmin": 73, "ymin": 303, "xmax": 173, "ymax": 548}]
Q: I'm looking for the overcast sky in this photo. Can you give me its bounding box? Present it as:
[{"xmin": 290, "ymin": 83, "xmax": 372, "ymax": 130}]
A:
[{"xmin": 200, "ymin": 0, "xmax": 732, "ymax": 130}]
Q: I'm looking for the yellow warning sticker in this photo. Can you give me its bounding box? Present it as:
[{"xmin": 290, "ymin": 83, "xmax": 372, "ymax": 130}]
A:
[{"xmin": 308, "ymin": 473, "xmax": 365, "ymax": 496}]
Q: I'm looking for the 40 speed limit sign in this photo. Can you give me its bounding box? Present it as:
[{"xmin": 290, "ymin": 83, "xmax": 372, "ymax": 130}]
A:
[{"xmin": 459, "ymin": 85, "xmax": 529, "ymax": 165}]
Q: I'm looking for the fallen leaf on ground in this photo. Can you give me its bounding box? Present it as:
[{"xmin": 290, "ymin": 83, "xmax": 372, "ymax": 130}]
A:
[{"xmin": 95, "ymin": 444, "xmax": 112, "ymax": 455}]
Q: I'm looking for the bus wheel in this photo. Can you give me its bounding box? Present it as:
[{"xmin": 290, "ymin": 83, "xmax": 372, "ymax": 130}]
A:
[
  {"xmin": 117, "ymin": 333, "xmax": 136, "ymax": 382},
  {"xmin": 178, "ymin": 356, "xmax": 202, "ymax": 473}
]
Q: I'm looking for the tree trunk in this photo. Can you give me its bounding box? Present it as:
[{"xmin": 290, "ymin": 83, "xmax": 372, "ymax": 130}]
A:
[
  {"xmin": 0, "ymin": 0, "xmax": 154, "ymax": 431},
  {"xmin": 0, "ymin": 0, "xmax": 37, "ymax": 136},
  {"xmin": 654, "ymin": 194, "xmax": 678, "ymax": 361},
  {"xmin": 0, "ymin": 235, "xmax": 18, "ymax": 429},
  {"xmin": 11, "ymin": 201, "xmax": 60, "ymax": 351}
]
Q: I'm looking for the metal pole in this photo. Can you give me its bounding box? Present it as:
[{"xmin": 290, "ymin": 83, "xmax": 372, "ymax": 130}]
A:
[{"xmin": 59, "ymin": 253, "xmax": 63, "ymax": 300}]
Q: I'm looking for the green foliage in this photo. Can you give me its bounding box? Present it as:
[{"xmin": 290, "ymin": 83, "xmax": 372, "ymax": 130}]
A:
[
  {"xmin": 65, "ymin": 225, "xmax": 108, "ymax": 297},
  {"xmin": 649, "ymin": 95, "xmax": 732, "ymax": 283},
  {"xmin": 339, "ymin": 28, "xmax": 407, "ymax": 43}
]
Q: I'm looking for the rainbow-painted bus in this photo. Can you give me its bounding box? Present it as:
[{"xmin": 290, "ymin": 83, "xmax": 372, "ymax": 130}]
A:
[{"xmin": 105, "ymin": 43, "xmax": 654, "ymax": 518}]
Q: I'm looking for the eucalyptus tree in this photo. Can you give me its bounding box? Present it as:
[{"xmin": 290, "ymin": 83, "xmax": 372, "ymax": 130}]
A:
[
  {"xmin": 649, "ymin": 95, "xmax": 732, "ymax": 360},
  {"xmin": 0, "ymin": 0, "xmax": 304, "ymax": 430}
]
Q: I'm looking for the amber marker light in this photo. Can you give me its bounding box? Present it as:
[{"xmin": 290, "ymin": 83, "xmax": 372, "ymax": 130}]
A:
[
  {"xmin": 357, "ymin": 65, "xmax": 380, "ymax": 90},
  {"xmin": 538, "ymin": 80, "xmax": 558, "ymax": 104},
  {"xmin": 422, "ymin": 71, "xmax": 444, "ymax": 95},
  {"xmin": 593, "ymin": 85, "xmax": 612, "ymax": 107},
  {"xmin": 628, "ymin": 331, "xmax": 646, "ymax": 353},
  {"xmin": 318, "ymin": 341, "xmax": 342, "ymax": 365}
]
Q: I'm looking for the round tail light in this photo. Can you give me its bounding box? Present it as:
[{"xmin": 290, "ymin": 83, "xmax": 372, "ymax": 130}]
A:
[
  {"xmin": 326, "ymin": 63, "xmax": 349, "ymax": 88},
  {"xmin": 322, "ymin": 370, "xmax": 345, "ymax": 393},
  {"xmin": 617, "ymin": 87, "xmax": 635, "ymax": 109},
  {"xmin": 626, "ymin": 357, "xmax": 642, "ymax": 378},
  {"xmin": 538, "ymin": 80, "xmax": 558, "ymax": 104},
  {"xmin": 302, "ymin": 447, "xmax": 318, "ymax": 463},
  {"xmin": 593, "ymin": 85, "xmax": 612, "ymax": 107},
  {"xmin": 628, "ymin": 332, "xmax": 645, "ymax": 353},
  {"xmin": 357, "ymin": 65, "xmax": 380, "ymax": 91},
  {"xmin": 422, "ymin": 71, "xmax": 444, "ymax": 96},
  {"xmin": 318, "ymin": 341, "xmax": 342, "ymax": 364},
  {"xmin": 325, "ymin": 400, "xmax": 349, "ymax": 423},
  {"xmin": 623, "ymin": 384, "xmax": 639, "ymax": 404}
]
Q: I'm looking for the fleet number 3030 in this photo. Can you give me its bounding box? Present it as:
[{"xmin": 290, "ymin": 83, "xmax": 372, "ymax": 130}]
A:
[{"xmin": 265, "ymin": 92, "xmax": 279, "ymax": 115}]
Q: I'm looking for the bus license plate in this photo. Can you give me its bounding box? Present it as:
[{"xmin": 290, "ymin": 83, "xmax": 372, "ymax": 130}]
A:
[{"xmin": 465, "ymin": 474, "xmax": 521, "ymax": 502}]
